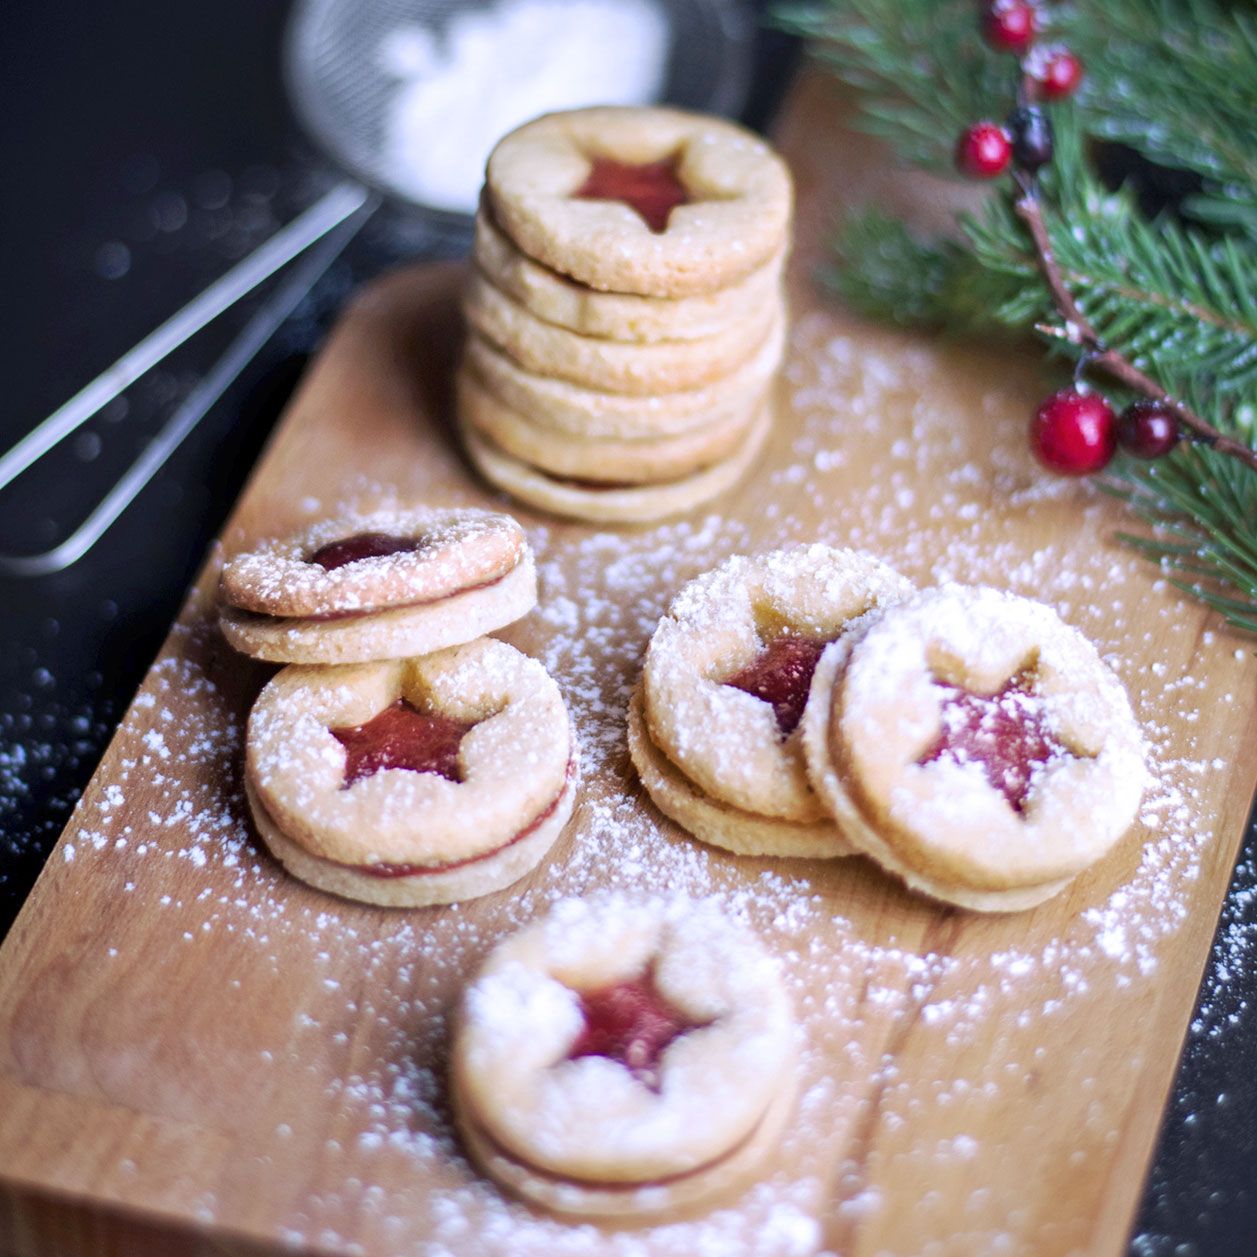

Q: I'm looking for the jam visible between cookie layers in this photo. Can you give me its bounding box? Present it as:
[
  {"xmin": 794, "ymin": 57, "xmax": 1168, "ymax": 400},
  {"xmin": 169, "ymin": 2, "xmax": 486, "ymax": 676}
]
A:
[
  {"xmin": 575, "ymin": 155, "xmax": 690, "ymax": 234},
  {"xmin": 547, "ymin": 466, "xmax": 710, "ymax": 491},
  {"xmin": 724, "ymin": 636, "xmax": 832, "ymax": 737},
  {"xmin": 330, "ymin": 699, "xmax": 472, "ymax": 789},
  {"xmin": 309, "ymin": 532, "xmax": 423, "ymax": 570},
  {"xmin": 567, "ymin": 970, "xmax": 709, "ymax": 1091},
  {"xmin": 316, "ymin": 757, "xmax": 575, "ymax": 879},
  {"xmin": 919, "ymin": 671, "xmax": 1069, "ymax": 813}
]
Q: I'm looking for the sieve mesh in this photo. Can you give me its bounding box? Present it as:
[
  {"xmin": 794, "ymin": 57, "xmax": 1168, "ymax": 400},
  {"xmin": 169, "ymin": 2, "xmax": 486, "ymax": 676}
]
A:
[{"xmin": 284, "ymin": 0, "xmax": 754, "ymax": 219}]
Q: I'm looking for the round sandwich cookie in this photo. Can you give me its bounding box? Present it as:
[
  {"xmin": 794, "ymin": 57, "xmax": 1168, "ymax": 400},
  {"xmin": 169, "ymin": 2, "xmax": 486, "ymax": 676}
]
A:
[
  {"xmin": 485, "ymin": 106, "xmax": 793, "ymax": 298},
  {"xmin": 450, "ymin": 894, "xmax": 796, "ymax": 1220},
  {"xmin": 631, "ymin": 546, "xmax": 913, "ymax": 858},
  {"xmin": 218, "ymin": 507, "xmax": 537, "ymax": 665},
  {"xmin": 801, "ymin": 585, "xmax": 1148, "ymax": 912},
  {"xmin": 462, "ymin": 314, "xmax": 785, "ymax": 440},
  {"xmin": 463, "ymin": 268, "xmax": 776, "ymax": 396},
  {"xmin": 474, "ymin": 207, "xmax": 787, "ymax": 344},
  {"xmin": 455, "ymin": 367, "xmax": 758, "ymax": 485},
  {"xmin": 459, "ymin": 402, "xmax": 770, "ymax": 525},
  {"xmin": 245, "ymin": 638, "xmax": 577, "ymax": 908}
]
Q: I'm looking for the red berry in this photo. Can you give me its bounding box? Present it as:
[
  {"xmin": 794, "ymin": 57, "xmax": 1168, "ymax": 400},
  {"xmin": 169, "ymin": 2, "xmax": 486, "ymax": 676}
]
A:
[
  {"xmin": 1038, "ymin": 49, "xmax": 1083, "ymax": 99},
  {"xmin": 981, "ymin": 0, "xmax": 1038, "ymax": 53},
  {"xmin": 1118, "ymin": 400, "xmax": 1180, "ymax": 459},
  {"xmin": 956, "ymin": 122, "xmax": 1012, "ymax": 179},
  {"xmin": 1031, "ymin": 389, "xmax": 1117, "ymax": 475}
]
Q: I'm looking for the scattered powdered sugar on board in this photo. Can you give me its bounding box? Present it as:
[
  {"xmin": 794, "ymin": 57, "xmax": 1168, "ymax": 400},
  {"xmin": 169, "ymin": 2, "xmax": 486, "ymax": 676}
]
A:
[{"xmin": 29, "ymin": 304, "xmax": 1255, "ymax": 1256}]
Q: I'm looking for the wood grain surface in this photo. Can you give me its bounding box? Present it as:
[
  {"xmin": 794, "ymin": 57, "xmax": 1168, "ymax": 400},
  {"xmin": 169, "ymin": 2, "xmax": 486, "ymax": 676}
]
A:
[{"xmin": 1, "ymin": 74, "xmax": 1254, "ymax": 1257}]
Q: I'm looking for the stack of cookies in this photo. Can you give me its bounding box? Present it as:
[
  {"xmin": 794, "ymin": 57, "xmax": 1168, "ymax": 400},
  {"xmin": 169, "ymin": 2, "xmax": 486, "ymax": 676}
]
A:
[
  {"xmin": 456, "ymin": 105, "xmax": 794, "ymax": 524},
  {"xmin": 217, "ymin": 506, "xmax": 579, "ymax": 909}
]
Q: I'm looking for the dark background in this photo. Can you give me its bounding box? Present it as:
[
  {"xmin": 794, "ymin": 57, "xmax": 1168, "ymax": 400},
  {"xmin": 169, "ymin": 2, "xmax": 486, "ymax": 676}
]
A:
[{"xmin": 0, "ymin": 3, "xmax": 1252, "ymax": 1253}]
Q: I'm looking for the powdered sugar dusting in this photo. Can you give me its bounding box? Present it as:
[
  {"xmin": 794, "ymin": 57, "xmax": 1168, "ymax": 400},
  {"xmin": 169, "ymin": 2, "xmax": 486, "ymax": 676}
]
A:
[{"xmin": 13, "ymin": 303, "xmax": 1255, "ymax": 1255}]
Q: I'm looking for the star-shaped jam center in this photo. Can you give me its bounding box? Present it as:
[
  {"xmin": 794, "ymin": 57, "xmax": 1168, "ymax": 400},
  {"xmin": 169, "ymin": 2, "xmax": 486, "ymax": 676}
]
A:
[
  {"xmin": 330, "ymin": 699, "xmax": 473, "ymax": 788},
  {"xmin": 918, "ymin": 670, "xmax": 1069, "ymax": 813},
  {"xmin": 309, "ymin": 532, "xmax": 422, "ymax": 571},
  {"xmin": 574, "ymin": 154, "xmax": 691, "ymax": 234},
  {"xmin": 723, "ymin": 635, "xmax": 833, "ymax": 737},
  {"xmin": 566, "ymin": 971, "xmax": 708, "ymax": 1091}
]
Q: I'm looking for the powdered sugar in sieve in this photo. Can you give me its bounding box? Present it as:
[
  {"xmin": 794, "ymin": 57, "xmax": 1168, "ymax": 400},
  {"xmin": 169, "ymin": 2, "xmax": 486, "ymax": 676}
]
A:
[{"xmin": 378, "ymin": 0, "xmax": 670, "ymax": 214}]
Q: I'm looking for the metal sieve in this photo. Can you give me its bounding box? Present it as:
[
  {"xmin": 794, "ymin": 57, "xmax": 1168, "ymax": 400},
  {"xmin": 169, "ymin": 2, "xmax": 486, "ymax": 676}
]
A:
[{"xmin": 0, "ymin": 0, "xmax": 753, "ymax": 575}]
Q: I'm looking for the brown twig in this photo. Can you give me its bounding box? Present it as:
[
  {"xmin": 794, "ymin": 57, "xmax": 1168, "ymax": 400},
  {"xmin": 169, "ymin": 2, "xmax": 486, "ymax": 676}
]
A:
[{"xmin": 1012, "ymin": 177, "xmax": 1257, "ymax": 474}]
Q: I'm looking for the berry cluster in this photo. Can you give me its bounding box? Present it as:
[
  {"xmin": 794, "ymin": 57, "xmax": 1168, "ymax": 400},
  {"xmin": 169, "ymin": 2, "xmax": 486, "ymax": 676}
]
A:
[
  {"xmin": 954, "ymin": 2, "xmax": 1077, "ymax": 182},
  {"xmin": 953, "ymin": 1, "xmax": 1184, "ymax": 475},
  {"xmin": 1031, "ymin": 391, "xmax": 1179, "ymax": 477}
]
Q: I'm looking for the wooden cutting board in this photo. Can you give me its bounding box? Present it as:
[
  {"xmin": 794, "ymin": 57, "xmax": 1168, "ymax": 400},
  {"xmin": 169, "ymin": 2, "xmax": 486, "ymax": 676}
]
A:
[{"xmin": 2, "ymin": 73, "xmax": 1255, "ymax": 1257}]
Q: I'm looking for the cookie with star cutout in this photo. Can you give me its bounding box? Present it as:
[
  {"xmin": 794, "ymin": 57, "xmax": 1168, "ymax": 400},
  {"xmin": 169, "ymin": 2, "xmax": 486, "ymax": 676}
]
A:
[
  {"xmin": 630, "ymin": 547, "xmax": 914, "ymax": 856},
  {"xmin": 800, "ymin": 585, "xmax": 1148, "ymax": 912},
  {"xmin": 485, "ymin": 106, "xmax": 793, "ymax": 297},
  {"xmin": 244, "ymin": 639, "xmax": 578, "ymax": 908},
  {"xmin": 450, "ymin": 894, "xmax": 797, "ymax": 1220}
]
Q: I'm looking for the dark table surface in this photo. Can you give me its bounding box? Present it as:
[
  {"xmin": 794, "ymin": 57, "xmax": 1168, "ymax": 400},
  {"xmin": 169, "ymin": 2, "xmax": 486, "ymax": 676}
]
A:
[{"xmin": 0, "ymin": 3, "xmax": 1253, "ymax": 1254}]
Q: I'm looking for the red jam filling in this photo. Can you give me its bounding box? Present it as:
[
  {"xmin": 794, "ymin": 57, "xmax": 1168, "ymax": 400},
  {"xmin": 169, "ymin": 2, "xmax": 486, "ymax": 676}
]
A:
[
  {"xmin": 330, "ymin": 699, "xmax": 472, "ymax": 789},
  {"xmin": 919, "ymin": 671, "xmax": 1067, "ymax": 812},
  {"xmin": 309, "ymin": 532, "xmax": 421, "ymax": 571},
  {"xmin": 549, "ymin": 470, "xmax": 693, "ymax": 491},
  {"xmin": 723, "ymin": 635, "xmax": 832, "ymax": 737},
  {"xmin": 567, "ymin": 971, "xmax": 707, "ymax": 1091},
  {"xmin": 554, "ymin": 475, "xmax": 645, "ymax": 490},
  {"xmin": 574, "ymin": 155, "xmax": 690, "ymax": 233}
]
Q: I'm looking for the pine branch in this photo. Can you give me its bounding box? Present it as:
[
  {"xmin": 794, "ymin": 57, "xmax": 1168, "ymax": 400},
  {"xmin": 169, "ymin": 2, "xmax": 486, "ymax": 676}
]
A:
[
  {"xmin": 779, "ymin": 0, "xmax": 1257, "ymax": 633},
  {"xmin": 1011, "ymin": 179, "xmax": 1257, "ymax": 472},
  {"xmin": 788, "ymin": 0, "xmax": 1257, "ymax": 398},
  {"xmin": 834, "ymin": 121, "xmax": 1257, "ymax": 400},
  {"xmin": 835, "ymin": 218, "xmax": 1257, "ymax": 629}
]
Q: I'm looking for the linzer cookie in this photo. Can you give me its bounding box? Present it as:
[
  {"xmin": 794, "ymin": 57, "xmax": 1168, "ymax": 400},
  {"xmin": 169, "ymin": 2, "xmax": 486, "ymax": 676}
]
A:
[
  {"xmin": 630, "ymin": 546, "xmax": 913, "ymax": 856},
  {"xmin": 484, "ymin": 106, "xmax": 792, "ymax": 297},
  {"xmin": 801, "ymin": 585, "xmax": 1148, "ymax": 912},
  {"xmin": 450, "ymin": 894, "xmax": 796, "ymax": 1220},
  {"xmin": 218, "ymin": 507, "xmax": 536, "ymax": 665},
  {"xmin": 457, "ymin": 105, "xmax": 793, "ymax": 524},
  {"xmin": 245, "ymin": 639, "xmax": 578, "ymax": 908}
]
